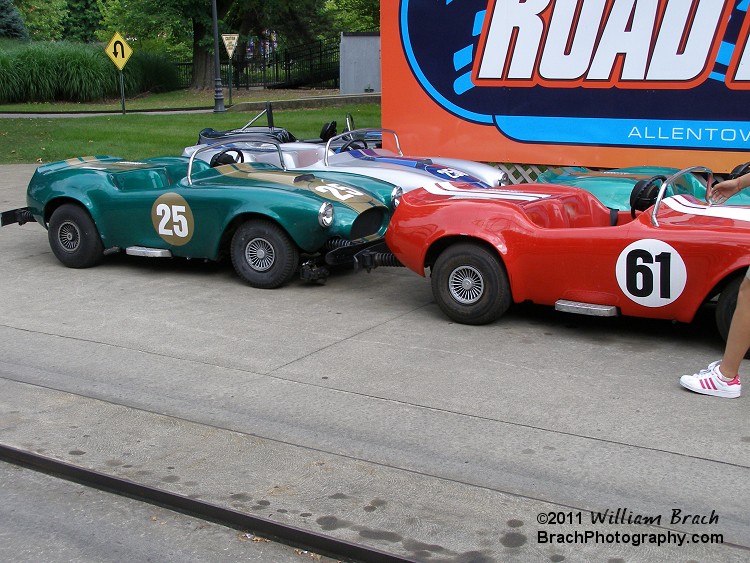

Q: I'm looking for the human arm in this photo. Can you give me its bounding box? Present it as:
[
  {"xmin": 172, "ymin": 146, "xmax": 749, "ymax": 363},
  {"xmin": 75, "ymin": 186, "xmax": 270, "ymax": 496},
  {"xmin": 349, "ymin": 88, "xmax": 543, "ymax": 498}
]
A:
[{"xmin": 708, "ymin": 172, "xmax": 750, "ymax": 204}]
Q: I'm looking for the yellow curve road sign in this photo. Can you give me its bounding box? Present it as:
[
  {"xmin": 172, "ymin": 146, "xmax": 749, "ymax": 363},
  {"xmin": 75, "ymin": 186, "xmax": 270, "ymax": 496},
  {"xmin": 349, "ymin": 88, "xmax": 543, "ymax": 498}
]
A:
[{"xmin": 106, "ymin": 32, "xmax": 133, "ymax": 71}]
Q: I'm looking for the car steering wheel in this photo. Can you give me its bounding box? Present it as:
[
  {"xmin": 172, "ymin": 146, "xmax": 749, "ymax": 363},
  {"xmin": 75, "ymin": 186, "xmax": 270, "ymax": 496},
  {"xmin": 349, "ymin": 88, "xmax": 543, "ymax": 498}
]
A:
[
  {"xmin": 319, "ymin": 121, "xmax": 337, "ymax": 142},
  {"xmin": 209, "ymin": 148, "xmax": 244, "ymax": 167},
  {"xmin": 729, "ymin": 161, "xmax": 750, "ymax": 180},
  {"xmin": 339, "ymin": 139, "xmax": 368, "ymax": 152},
  {"xmin": 630, "ymin": 176, "xmax": 665, "ymax": 218}
]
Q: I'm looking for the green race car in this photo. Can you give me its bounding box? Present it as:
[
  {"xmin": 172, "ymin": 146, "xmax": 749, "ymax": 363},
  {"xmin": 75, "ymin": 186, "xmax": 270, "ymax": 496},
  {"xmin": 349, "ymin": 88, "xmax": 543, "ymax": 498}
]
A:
[{"xmin": 1, "ymin": 148, "xmax": 402, "ymax": 288}]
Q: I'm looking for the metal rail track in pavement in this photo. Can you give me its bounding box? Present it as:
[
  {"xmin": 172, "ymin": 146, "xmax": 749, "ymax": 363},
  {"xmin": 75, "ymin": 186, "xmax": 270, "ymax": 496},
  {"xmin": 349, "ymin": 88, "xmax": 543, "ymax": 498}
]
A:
[{"xmin": 0, "ymin": 443, "xmax": 416, "ymax": 563}]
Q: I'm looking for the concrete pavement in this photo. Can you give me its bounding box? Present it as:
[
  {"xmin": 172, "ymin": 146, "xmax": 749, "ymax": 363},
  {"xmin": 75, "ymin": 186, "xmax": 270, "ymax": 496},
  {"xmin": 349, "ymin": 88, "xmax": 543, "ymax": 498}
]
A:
[{"xmin": 0, "ymin": 163, "xmax": 748, "ymax": 561}]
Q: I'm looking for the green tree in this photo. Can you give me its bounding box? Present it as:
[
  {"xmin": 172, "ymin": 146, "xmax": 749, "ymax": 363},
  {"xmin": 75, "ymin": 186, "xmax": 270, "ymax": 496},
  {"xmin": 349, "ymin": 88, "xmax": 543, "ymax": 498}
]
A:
[
  {"xmin": 97, "ymin": 0, "xmax": 191, "ymax": 59},
  {"xmin": 63, "ymin": 0, "xmax": 101, "ymax": 43},
  {"xmin": 15, "ymin": 0, "xmax": 67, "ymax": 40},
  {"xmin": 323, "ymin": 0, "xmax": 379, "ymax": 34},
  {"xmin": 0, "ymin": 0, "xmax": 29, "ymax": 39},
  {"xmin": 97, "ymin": 0, "xmax": 328, "ymax": 89},
  {"xmin": 189, "ymin": 0, "xmax": 328, "ymax": 89}
]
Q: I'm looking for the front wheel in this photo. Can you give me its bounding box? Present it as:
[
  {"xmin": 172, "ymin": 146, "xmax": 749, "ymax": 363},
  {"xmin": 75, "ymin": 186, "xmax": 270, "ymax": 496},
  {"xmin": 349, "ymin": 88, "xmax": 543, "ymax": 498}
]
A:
[
  {"xmin": 48, "ymin": 204, "xmax": 104, "ymax": 268},
  {"xmin": 430, "ymin": 243, "xmax": 511, "ymax": 325},
  {"xmin": 230, "ymin": 220, "xmax": 299, "ymax": 288}
]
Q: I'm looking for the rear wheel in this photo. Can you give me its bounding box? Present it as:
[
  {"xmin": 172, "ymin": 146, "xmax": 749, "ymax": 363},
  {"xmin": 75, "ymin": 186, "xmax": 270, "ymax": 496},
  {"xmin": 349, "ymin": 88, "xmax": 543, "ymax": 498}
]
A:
[
  {"xmin": 230, "ymin": 220, "xmax": 299, "ymax": 288},
  {"xmin": 48, "ymin": 204, "xmax": 104, "ymax": 268},
  {"xmin": 431, "ymin": 243, "xmax": 511, "ymax": 324}
]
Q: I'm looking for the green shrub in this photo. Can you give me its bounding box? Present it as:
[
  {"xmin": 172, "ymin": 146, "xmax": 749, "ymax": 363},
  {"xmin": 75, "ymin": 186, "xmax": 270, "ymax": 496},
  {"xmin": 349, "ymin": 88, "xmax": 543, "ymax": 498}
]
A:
[
  {"xmin": 0, "ymin": 49, "xmax": 21, "ymax": 101},
  {"xmin": 126, "ymin": 51, "xmax": 180, "ymax": 94},
  {"xmin": 0, "ymin": 41, "xmax": 181, "ymax": 103},
  {"xmin": 11, "ymin": 42, "xmax": 110, "ymax": 101}
]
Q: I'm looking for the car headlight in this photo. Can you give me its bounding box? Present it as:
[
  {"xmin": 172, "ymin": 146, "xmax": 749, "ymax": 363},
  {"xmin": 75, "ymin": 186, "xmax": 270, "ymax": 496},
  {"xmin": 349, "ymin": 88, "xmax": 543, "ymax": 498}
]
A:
[
  {"xmin": 391, "ymin": 186, "xmax": 403, "ymax": 208},
  {"xmin": 318, "ymin": 202, "xmax": 334, "ymax": 227}
]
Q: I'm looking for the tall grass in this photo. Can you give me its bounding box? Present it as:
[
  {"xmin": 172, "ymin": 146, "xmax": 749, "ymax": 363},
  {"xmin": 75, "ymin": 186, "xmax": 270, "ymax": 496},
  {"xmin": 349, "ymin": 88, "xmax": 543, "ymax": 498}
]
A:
[
  {"xmin": 0, "ymin": 40, "xmax": 179, "ymax": 103},
  {"xmin": 0, "ymin": 49, "xmax": 20, "ymax": 102},
  {"xmin": 15, "ymin": 43, "xmax": 111, "ymax": 101},
  {"xmin": 127, "ymin": 51, "xmax": 180, "ymax": 94}
]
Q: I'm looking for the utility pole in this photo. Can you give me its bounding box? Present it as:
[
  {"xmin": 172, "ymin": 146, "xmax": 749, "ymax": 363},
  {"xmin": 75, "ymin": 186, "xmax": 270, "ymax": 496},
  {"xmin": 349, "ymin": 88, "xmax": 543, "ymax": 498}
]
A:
[{"xmin": 211, "ymin": 0, "xmax": 226, "ymax": 112}]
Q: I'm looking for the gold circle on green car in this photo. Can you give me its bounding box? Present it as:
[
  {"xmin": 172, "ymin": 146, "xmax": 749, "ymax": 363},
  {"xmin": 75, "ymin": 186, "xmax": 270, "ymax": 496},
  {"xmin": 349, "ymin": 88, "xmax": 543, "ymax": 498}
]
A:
[{"xmin": 151, "ymin": 193, "xmax": 195, "ymax": 246}]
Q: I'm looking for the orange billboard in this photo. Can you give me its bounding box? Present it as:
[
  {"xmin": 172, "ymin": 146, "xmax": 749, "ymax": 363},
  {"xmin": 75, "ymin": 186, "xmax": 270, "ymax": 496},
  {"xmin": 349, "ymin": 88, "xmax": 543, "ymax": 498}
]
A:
[{"xmin": 382, "ymin": 0, "xmax": 750, "ymax": 171}]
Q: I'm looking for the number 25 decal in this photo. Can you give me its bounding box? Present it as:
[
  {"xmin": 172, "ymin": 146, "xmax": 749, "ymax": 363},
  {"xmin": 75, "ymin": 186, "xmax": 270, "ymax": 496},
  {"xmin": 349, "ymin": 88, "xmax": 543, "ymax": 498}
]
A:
[
  {"xmin": 156, "ymin": 203, "xmax": 188, "ymax": 237},
  {"xmin": 151, "ymin": 193, "xmax": 194, "ymax": 246},
  {"xmin": 314, "ymin": 183, "xmax": 364, "ymax": 201},
  {"xmin": 616, "ymin": 240, "xmax": 687, "ymax": 307}
]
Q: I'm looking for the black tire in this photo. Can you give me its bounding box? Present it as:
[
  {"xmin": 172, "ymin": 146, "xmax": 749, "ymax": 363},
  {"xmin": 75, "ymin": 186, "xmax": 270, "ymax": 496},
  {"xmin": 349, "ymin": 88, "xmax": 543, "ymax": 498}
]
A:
[
  {"xmin": 230, "ymin": 220, "xmax": 299, "ymax": 288},
  {"xmin": 47, "ymin": 204, "xmax": 104, "ymax": 269},
  {"xmin": 430, "ymin": 242, "xmax": 511, "ymax": 325},
  {"xmin": 716, "ymin": 276, "xmax": 742, "ymax": 342}
]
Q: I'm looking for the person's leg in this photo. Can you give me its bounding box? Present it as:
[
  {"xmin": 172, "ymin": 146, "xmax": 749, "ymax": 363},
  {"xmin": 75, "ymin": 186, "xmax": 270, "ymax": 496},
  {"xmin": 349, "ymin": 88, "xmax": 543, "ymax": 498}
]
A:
[
  {"xmin": 719, "ymin": 276, "xmax": 750, "ymax": 377},
  {"xmin": 679, "ymin": 275, "xmax": 746, "ymax": 398}
]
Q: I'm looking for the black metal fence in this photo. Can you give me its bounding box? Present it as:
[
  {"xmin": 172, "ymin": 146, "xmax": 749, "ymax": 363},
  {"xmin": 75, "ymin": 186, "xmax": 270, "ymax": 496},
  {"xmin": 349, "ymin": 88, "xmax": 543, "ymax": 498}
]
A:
[{"xmin": 175, "ymin": 39, "xmax": 339, "ymax": 90}]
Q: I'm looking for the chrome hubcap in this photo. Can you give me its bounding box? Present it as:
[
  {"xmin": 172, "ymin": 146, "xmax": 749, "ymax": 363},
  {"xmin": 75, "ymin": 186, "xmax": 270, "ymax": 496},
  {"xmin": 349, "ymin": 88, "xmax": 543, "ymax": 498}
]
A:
[
  {"xmin": 245, "ymin": 237, "xmax": 275, "ymax": 271},
  {"xmin": 57, "ymin": 221, "xmax": 80, "ymax": 252},
  {"xmin": 448, "ymin": 265, "xmax": 484, "ymax": 304}
]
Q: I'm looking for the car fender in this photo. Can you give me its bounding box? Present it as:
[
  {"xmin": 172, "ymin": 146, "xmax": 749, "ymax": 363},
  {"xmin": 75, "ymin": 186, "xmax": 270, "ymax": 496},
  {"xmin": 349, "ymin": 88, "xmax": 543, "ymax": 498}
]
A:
[
  {"xmin": 211, "ymin": 187, "xmax": 365, "ymax": 255},
  {"xmin": 220, "ymin": 197, "xmax": 329, "ymax": 254},
  {"xmin": 27, "ymin": 158, "xmax": 137, "ymax": 245},
  {"xmin": 386, "ymin": 196, "xmax": 518, "ymax": 276},
  {"xmin": 29, "ymin": 176, "xmax": 100, "ymax": 228}
]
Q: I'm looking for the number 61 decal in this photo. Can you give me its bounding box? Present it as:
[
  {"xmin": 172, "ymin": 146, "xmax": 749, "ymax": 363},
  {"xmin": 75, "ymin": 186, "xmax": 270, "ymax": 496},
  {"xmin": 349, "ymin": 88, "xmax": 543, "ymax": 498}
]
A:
[
  {"xmin": 616, "ymin": 239, "xmax": 687, "ymax": 307},
  {"xmin": 151, "ymin": 193, "xmax": 195, "ymax": 246}
]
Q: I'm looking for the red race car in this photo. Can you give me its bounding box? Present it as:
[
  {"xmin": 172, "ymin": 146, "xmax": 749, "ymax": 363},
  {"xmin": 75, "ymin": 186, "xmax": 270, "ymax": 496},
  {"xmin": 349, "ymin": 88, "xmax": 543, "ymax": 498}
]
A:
[{"xmin": 380, "ymin": 167, "xmax": 750, "ymax": 340}]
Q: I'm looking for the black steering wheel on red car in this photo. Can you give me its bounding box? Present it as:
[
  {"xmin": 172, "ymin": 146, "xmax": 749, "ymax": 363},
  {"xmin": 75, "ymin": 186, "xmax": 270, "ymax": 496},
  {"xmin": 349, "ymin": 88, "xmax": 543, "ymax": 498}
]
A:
[{"xmin": 630, "ymin": 175, "xmax": 666, "ymax": 218}]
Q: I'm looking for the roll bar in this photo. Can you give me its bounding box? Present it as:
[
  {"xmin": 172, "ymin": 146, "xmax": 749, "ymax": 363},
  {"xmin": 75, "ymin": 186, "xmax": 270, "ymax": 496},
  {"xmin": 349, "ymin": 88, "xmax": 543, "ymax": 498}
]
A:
[
  {"xmin": 651, "ymin": 166, "xmax": 714, "ymax": 227},
  {"xmin": 187, "ymin": 135, "xmax": 285, "ymax": 184},
  {"xmin": 323, "ymin": 128, "xmax": 402, "ymax": 166}
]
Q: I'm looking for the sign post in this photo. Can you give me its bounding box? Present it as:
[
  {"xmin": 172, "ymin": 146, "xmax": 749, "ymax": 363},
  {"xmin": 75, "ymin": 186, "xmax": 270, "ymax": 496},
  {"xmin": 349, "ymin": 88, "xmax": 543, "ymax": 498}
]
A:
[
  {"xmin": 222, "ymin": 34, "xmax": 239, "ymax": 107},
  {"xmin": 105, "ymin": 32, "xmax": 133, "ymax": 115}
]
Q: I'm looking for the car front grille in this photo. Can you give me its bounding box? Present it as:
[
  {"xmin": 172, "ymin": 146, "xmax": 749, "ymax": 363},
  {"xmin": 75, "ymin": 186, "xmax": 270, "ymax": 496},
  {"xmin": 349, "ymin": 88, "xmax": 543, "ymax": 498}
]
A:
[{"xmin": 350, "ymin": 207, "xmax": 386, "ymax": 240}]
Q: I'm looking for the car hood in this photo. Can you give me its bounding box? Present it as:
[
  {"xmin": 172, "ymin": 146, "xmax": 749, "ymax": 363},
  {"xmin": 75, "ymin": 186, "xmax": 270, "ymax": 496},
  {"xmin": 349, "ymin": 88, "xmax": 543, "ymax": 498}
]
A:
[
  {"xmin": 325, "ymin": 149, "xmax": 493, "ymax": 188},
  {"xmin": 188, "ymin": 164, "xmax": 388, "ymax": 213}
]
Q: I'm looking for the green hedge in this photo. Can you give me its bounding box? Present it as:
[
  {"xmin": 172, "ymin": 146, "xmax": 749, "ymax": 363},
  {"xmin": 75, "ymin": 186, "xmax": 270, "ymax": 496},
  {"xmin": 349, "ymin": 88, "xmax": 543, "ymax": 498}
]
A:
[{"xmin": 0, "ymin": 41, "xmax": 180, "ymax": 103}]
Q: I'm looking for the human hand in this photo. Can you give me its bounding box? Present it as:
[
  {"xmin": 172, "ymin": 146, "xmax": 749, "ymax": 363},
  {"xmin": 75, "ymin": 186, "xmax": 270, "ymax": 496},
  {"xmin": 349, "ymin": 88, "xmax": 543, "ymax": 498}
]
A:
[{"xmin": 708, "ymin": 177, "xmax": 743, "ymax": 205}]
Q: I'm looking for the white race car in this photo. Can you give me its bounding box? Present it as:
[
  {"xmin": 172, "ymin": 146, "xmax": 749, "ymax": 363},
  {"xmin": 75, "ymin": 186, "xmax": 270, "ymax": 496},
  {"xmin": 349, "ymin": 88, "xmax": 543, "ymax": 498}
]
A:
[{"xmin": 182, "ymin": 128, "xmax": 508, "ymax": 191}]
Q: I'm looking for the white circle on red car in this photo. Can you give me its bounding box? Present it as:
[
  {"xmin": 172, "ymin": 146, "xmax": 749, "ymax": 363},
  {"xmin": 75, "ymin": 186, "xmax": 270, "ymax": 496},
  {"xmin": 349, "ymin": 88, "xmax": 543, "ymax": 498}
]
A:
[{"xmin": 616, "ymin": 239, "xmax": 687, "ymax": 307}]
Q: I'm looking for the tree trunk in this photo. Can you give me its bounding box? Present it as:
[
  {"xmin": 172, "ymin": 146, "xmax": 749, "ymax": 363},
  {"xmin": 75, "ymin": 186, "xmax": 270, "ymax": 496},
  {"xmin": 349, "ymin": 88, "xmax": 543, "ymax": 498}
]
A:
[
  {"xmin": 191, "ymin": 48, "xmax": 214, "ymax": 90},
  {"xmin": 188, "ymin": 0, "xmax": 235, "ymax": 90},
  {"xmin": 190, "ymin": 19, "xmax": 214, "ymax": 90}
]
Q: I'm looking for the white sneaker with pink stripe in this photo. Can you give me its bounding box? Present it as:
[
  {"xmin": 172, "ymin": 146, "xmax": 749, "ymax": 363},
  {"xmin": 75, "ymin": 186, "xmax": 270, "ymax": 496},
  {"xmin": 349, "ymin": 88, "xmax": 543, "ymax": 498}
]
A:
[{"xmin": 679, "ymin": 361, "xmax": 741, "ymax": 398}]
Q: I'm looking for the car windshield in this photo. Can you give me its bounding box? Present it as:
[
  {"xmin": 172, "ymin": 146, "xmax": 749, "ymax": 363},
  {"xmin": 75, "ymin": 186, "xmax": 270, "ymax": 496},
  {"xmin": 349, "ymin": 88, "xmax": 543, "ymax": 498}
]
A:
[{"xmin": 112, "ymin": 169, "xmax": 170, "ymax": 191}]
